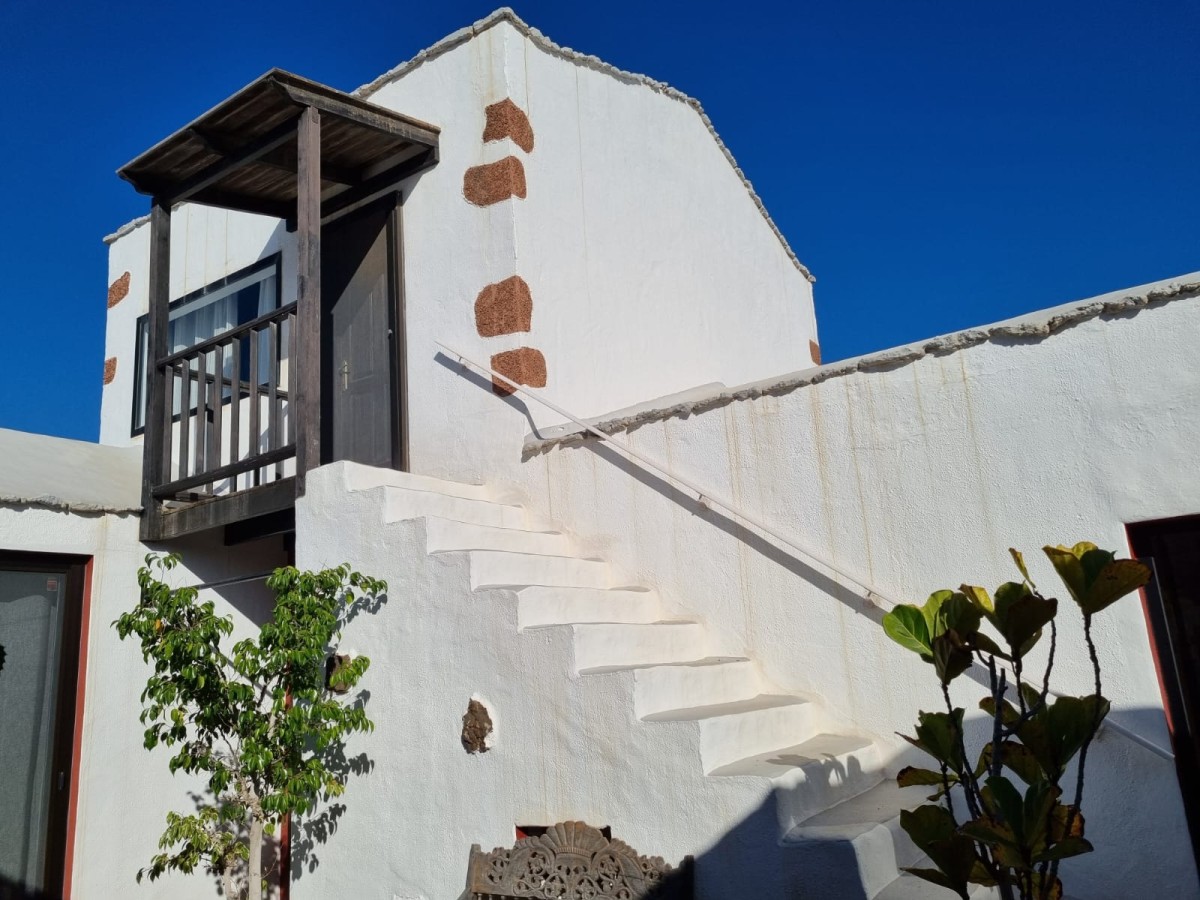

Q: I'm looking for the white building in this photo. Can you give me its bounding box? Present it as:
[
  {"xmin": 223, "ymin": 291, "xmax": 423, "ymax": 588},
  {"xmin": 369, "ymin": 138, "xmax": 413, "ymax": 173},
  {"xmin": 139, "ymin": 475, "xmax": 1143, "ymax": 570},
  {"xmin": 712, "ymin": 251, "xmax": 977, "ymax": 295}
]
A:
[{"xmin": 2, "ymin": 8, "xmax": 1197, "ymax": 900}]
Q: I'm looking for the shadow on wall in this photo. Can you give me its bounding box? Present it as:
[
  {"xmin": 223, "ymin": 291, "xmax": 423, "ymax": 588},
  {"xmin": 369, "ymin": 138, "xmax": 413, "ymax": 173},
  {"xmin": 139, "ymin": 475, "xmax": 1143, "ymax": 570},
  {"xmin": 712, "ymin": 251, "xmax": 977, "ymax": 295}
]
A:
[{"xmin": 575, "ymin": 438, "xmax": 884, "ymax": 628}]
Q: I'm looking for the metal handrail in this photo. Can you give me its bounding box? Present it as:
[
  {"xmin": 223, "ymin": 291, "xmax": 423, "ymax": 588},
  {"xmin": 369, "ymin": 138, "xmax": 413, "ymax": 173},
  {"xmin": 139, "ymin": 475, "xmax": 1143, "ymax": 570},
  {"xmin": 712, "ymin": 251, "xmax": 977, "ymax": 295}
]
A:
[{"xmin": 435, "ymin": 341, "xmax": 1174, "ymax": 762}]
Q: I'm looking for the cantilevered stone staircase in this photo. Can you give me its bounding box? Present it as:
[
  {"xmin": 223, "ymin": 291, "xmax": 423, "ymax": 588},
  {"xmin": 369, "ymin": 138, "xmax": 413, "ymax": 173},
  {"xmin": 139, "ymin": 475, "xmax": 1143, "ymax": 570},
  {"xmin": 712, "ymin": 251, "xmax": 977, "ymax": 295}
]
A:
[{"xmin": 340, "ymin": 462, "xmax": 994, "ymax": 900}]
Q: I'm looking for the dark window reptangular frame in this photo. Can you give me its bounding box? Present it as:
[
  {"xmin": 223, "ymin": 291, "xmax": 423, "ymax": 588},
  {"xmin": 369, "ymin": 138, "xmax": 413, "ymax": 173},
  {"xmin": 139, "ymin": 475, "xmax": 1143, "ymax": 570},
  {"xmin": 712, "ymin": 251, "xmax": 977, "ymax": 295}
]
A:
[
  {"xmin": 0, "ymin": 550, "xmax": 89, "ymax": 899},
  {"xmin": 130, "ymin": 253, "xmax": 283, "ymax": 436}
]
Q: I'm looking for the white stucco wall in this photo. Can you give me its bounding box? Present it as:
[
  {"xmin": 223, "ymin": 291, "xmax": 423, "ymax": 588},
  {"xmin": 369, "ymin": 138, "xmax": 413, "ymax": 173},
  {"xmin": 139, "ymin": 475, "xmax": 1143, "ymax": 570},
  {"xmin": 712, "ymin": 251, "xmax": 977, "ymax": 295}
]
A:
[
  {"xmin": 357, "ymin": 13, "xmax": 817, "ymax": 483},
  {"xmin": 498, "ymin": 277, "xmax": 1200, "ymax": 898},
  {"xmin": 100, "ymin": 205, "xmax": 291, "ymax": 448},
  {"xmin": 0, "ymin": 495, "xmax": 287, "ymax": 897},
  {"xmin": 99, "ymin": 12, "xmax": 818, "ymax": 487}
]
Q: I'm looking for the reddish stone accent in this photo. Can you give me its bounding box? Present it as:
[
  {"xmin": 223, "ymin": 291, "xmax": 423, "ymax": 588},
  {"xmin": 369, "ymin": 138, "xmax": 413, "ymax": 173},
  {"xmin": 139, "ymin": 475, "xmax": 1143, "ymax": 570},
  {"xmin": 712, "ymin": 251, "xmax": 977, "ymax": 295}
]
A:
[
  {"xmin": 107, "ymin": 271, "xmax": 130, "ymax": 308},
  {"xmin": 463, "ymin": 156, "xmax": 527, "ymax": 207},
  {"xmin": 809, "ymin": 340, "xmax": 821, "ymax": 365},
  {"xmin": 483, "ymin": 98, "xmax": 534, "ymax": 153},
  {"xmin": 103, "ymin": 357, "xmax": 117, "ymax": 385},
  {"xmin": 475, "ymin": 276, "xmax": 533, "ymax": 337},
  {"xmin": 491, "ymin": 347, "xmax": 547, "ymax": 396}
]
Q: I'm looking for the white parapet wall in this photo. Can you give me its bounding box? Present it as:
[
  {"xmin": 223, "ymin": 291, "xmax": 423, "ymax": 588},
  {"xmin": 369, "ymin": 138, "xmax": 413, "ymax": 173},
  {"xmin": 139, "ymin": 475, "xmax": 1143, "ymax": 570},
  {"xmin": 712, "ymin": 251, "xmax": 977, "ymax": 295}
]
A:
[{"xmin": 502, "ymin": 274, "xmax": 1200, "ymax": 899}]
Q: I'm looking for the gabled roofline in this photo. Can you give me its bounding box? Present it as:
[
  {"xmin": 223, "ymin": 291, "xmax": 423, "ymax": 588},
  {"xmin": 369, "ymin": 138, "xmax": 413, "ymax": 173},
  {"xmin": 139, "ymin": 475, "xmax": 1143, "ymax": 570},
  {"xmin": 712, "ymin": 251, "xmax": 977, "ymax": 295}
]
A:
[{"xmin": 353, "ymin": 7, "xmax": 816, "ymax": 283}]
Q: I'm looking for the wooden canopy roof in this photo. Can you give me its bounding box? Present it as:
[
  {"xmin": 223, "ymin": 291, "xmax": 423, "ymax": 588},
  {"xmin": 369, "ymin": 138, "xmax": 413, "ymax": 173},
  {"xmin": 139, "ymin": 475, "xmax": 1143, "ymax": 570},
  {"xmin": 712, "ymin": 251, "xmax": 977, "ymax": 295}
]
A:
[{"xmin": 118, "ymin": 69, "xmax": 440, "ymax": 220}]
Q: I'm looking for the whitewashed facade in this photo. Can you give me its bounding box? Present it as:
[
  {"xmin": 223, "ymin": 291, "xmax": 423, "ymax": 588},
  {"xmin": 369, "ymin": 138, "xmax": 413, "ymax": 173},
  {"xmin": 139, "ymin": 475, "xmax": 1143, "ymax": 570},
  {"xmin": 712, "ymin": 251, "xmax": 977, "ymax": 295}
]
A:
[{"xmin": 2, "ymin": 9, "xmax": 1197, "ymax": 900}]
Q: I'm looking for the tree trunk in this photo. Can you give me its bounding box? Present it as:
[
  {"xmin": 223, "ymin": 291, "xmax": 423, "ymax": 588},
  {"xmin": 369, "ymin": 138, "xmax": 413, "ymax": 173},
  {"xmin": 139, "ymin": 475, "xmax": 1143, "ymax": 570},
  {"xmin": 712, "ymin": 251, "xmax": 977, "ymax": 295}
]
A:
[
  {"xmin": 248, "ymin": 816, "xmax": 264, "ymax": 900},
  {"xmin": 222, "ymin": 864, "xmax": 240, "ymax": 899}
]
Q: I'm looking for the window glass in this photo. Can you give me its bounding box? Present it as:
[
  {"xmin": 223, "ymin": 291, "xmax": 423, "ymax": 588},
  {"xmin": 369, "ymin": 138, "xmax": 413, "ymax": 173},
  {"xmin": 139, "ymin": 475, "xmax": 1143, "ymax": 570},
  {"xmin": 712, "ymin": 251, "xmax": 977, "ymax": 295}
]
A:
[{"xmin": 132, "ymin": 260, "xmax": 279, "ymax": 433}]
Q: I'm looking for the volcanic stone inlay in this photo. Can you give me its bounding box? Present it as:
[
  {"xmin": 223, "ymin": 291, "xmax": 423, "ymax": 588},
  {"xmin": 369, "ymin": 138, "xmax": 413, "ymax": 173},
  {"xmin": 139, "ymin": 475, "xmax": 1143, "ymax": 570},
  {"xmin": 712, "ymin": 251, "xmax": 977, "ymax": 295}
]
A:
[
  {"xmin": 483, "ymin": 98, "xmax": 534, "ymax": 153},
  {"xmin": 463, "ymin": 156, "xmax": 527, "ymax": 207},
  {"xmin": 108, "ymin": 272, "xmax": 131, "ymax": 308},
  {"xmin": 491, "ymin": 347, "xmax": 547, "ymax": 396},
  {"xmin": 475, "ymin": 276, "xmax": 533, "ymax": 337}
]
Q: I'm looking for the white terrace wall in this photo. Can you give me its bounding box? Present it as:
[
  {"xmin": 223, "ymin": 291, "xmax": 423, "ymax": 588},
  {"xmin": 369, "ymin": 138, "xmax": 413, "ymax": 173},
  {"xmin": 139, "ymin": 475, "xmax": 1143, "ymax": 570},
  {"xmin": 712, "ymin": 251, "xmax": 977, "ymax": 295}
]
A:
[
  {"xmin": 504, "ymin": 277, "xmax": 1200, "ymax": 899},
  {"xmin": 0, "ymin": 497, "xmax": 287, "ymax": 897}
]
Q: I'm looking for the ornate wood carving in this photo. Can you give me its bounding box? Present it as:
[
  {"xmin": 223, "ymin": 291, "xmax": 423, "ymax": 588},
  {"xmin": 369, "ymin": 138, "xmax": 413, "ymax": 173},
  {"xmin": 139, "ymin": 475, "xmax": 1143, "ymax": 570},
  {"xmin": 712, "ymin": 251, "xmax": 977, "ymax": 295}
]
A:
[{"xmin": 464, "ymin": 821, "xmax": 692, "ymax": 900}]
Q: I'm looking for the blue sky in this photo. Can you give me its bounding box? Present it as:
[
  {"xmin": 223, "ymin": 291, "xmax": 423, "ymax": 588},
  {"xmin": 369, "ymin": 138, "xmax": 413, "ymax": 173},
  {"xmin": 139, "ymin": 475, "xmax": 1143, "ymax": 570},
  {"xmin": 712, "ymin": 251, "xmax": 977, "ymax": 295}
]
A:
[{"xmin": 0, "ymin": 1, "xmax": 1196, "ymax": 441}]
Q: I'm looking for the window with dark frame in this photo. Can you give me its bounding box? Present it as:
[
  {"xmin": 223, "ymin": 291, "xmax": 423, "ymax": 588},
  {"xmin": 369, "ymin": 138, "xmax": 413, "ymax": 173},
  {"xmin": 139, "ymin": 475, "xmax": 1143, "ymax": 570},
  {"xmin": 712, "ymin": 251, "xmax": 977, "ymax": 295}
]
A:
[{"xmin": 131, "ymin": 255, "xmax": 282, "ymax": 435}]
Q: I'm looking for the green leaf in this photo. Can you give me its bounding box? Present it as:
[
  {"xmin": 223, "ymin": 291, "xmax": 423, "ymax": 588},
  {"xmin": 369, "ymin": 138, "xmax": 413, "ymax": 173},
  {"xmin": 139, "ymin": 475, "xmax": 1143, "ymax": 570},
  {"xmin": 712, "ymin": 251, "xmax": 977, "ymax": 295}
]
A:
[
  {"xmin": 921, "ymin": 590, "xmax": 954, "ymax": 639},
  {"xmin": 900, "ymin": 805, "xmax": 979, "ymax": 891},
  {"xmin": 1009, "ymin": 547, "xmax": 1034, "ymax": 587},
  {"xmin": 897, "ymin": 766, "xmax": 948, "ymax": 788},
  {"xmin": 935, "ymin": 593, "xmax": 982, "ymax": 640},
  {"xmin": 900, "ymin": 867, "xmax": 962, "ymax": 892},
  {"xmin": 883, "ymin": 605, "xmax": 933, "ymax": 658},
  {"xmin": 959, "ymin": 584, "xmax": 993, "ymax": 615},
  {"xmin": 1083, "ymin": 559, "xmax": 1153, "ymax": 615},
  {"xmin": 903, "ymin": 708, "xmax": 967, "ymax": 772},
  {"xmin": 1043, "ymin": 544, "xmax": 1151, "ymax": 615},
  {"xmin": 932, "ymin": 631, "xmax": 973, "ymax": 684}
]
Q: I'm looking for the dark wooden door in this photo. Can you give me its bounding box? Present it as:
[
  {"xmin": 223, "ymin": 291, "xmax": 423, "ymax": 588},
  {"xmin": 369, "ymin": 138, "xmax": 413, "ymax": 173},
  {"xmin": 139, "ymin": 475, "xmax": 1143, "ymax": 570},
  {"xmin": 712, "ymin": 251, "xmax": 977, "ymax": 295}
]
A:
[
  {"xmin": 0, "ymin": 553, "xmax": 86, "ymax": 900},
  {"xmin": 321, "ymin": 197, "xmax": 404, "ymax": 470},
  {"xmin": 1128, "ymin": 516, "xmax": 1200, "ymax": 870}
]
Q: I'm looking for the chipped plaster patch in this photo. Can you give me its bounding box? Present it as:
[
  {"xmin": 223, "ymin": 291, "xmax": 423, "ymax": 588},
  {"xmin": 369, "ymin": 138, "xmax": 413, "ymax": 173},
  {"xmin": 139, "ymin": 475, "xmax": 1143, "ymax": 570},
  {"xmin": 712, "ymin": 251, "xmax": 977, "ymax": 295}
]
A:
[
  {"xmin": 103, "ymin": 357, "xmax": 117, "ymax": 385},
  {"xmin": 483, "ymin": 98, "xmax": 534, "ymax": 153},
  {"xmin": 808, "ymin": 340, "xmax": 821, "ymax": 366}
]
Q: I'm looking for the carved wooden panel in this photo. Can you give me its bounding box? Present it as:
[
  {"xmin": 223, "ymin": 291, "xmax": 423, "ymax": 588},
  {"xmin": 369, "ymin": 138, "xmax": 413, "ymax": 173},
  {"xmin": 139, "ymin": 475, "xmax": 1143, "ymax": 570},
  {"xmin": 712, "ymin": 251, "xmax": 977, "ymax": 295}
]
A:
[{"xmin": 464, "ymin": 821, "xmax": 692, "ymax": 899}]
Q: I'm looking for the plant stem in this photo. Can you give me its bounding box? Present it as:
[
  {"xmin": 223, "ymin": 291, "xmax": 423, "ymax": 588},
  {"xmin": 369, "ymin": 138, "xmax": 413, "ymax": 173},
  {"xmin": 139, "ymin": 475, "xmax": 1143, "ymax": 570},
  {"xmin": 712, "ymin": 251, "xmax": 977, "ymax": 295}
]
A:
[{"xmin": 1050, "ymin": 613, "xmax": 1102, "ymax": 889}]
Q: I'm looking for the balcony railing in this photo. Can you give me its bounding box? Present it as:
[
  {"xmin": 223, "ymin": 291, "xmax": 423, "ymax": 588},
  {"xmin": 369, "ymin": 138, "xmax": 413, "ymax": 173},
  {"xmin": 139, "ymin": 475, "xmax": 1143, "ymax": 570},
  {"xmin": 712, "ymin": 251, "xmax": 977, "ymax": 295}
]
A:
[{"xmin": 150, "ymin": 303, "xmax": 296, "ymax": 504}]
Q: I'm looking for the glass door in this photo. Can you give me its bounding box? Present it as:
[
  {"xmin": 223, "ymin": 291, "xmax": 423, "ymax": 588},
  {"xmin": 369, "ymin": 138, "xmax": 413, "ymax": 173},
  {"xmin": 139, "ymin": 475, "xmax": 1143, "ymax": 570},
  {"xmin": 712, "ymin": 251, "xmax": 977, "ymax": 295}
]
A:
[{"xmin": 0, "ymin": 555, "xmax": 85, "ymax": 900}]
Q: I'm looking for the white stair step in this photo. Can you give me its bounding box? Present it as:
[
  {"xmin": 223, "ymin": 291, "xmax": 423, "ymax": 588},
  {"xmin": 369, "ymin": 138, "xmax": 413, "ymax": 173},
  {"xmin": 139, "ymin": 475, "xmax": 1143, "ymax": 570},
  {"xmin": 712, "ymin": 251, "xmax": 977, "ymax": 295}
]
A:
[
  {"xmin": 632, "ymin": 657, "xmax": 762, "ymax": 718},
  {"xmin": 711, "ymin": 733, "xmax": 884, "ymax": 827},
  {"xmin": 384, "ymin": 487, "xmax": 537, "ymax": 531},
  {"xmin": 783, "ymin": 780, "xmax": 929, "ymax": 898},
  {"xmin": 517, "ymin": 587, "xmax": 664, "ymax": 629},
  {"xmin": 470, "ymin": 551, "xmax": 614, "ymax": 590},
  {"xmin": 342, "ymin": 461, "xmax": 495, "ymax": 501},
  {"xmin": 572, "ymin": 622, "xmax": 708, "ymax": 673},
  {"xmin": 427, "ymin": 518, "xmax": 574, "ymax": 556},
  {"xmin": 644, "ymin": 694, "xmax": 827, "ymax": 774}
]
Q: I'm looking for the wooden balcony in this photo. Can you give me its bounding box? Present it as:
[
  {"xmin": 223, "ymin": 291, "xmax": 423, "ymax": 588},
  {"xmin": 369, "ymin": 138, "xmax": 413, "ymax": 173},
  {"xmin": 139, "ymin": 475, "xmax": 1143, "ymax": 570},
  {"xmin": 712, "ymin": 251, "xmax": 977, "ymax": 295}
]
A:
[{"xmin": 120, "ymin": 70, "xmax": 439, "ymax": 542}]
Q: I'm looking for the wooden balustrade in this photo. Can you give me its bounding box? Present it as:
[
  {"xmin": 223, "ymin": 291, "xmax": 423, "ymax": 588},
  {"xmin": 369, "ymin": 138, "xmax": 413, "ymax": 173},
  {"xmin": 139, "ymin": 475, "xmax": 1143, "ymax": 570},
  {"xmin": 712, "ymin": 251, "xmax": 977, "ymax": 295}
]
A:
[{"xmin": 150, "ymin": 304, "xmax": 297, "ymax": 502}]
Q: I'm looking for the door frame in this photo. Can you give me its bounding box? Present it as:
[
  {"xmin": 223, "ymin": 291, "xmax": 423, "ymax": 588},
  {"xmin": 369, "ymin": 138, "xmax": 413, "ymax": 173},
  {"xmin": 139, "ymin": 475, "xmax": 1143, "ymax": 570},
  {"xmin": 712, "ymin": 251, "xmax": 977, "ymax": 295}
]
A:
[
  {"xmin": 319, "ymin": 190, "xmax": 408, "ymax": 472},
  {"xmin": 1127, "ymin": 516, "xmax": 1200, "ymax": 874},
  {"xmin": 0, "ymin": 550, "xmax": 90, "ymax": 899}
]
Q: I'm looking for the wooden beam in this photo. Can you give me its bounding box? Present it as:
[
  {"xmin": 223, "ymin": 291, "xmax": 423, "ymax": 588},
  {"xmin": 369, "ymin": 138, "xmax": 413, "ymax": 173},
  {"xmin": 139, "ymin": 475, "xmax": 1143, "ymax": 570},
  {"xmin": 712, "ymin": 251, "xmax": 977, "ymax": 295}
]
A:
[
  {"xmin": 157, "ymin": 477, "xmax": 295, "ymax": 541},
  {"xmin": 294, "ymin": 106, "xmax": 322, "ymax": 496},
  {"xmin": 185, "ymin": 188, "xmax": 294, "ymax": 221},
  {"xmin": 139, "ymin": 198, "xmax": 171, "ymax": 542},
  {"xmin": 321, "ymin": 147, "xmax": 438, "ymax": 224},
  {"xmin": 188, "ymin": 127, "xmax": 359, "ymax": 186},
  {"xmin": 163, "ymin": 119, "xmax": 298, "ymax": 205},
  {"xmin": 278, "ymin": 83, "xmax": 440, "ymax": 148}
]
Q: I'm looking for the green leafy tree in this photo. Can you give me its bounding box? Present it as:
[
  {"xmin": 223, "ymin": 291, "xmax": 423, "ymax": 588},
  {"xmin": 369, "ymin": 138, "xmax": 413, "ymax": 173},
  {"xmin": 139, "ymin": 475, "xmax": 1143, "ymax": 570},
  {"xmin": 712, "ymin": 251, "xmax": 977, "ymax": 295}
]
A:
[
  {"xmin": 882, "ymin": 542, "xmax": 1151, "ymax": 900},
  {"xmin": 114, "ymin": 554, "xmax": 385, "ymax": 900}
]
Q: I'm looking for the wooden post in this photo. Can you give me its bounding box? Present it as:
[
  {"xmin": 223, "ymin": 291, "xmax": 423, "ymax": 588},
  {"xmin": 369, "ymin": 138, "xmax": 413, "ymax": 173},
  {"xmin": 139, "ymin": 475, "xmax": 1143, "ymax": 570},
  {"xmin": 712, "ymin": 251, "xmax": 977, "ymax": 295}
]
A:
[
  {"xmin": 294, "ymin": 106, "xmax": 321, "ymax": 496},
  {"xmin": 140, "ymin": 198, "xmax": 171, "ymax": 540}
]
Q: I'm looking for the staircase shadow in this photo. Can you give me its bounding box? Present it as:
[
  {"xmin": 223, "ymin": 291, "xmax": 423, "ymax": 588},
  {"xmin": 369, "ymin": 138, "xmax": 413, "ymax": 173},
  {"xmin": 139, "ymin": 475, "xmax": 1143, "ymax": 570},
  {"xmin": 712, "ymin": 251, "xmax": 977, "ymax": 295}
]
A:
[
  {"xmin": 580, "ymin": 441, "xmax": 882, "ymax": 626},
  {"xmin": 692, "ymin": 781, "xmax": 872, "ymax": 900}
]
